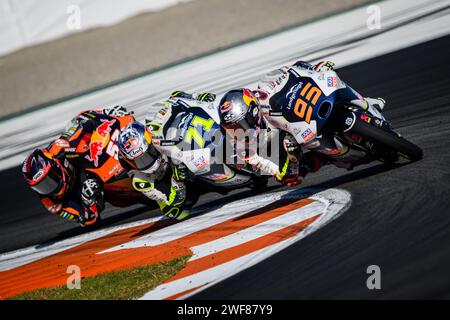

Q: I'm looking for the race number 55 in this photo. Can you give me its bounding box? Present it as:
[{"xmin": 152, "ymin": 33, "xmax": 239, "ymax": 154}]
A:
[{"xmin": 106, "ymin": 129, "xmax": 120, "ymax": 160}]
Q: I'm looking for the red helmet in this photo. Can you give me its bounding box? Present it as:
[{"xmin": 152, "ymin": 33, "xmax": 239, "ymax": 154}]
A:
[{"xmin": 22, "ymin": 149, "xmax": 70, "ymax": 197}]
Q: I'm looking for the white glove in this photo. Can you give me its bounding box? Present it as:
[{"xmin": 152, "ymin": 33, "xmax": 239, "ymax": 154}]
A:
[
  {"xmin": 247, "ymin": 155, "xmax": 280, "ymax": 176},
  {"xmin": 131, "ymin": 171, "xmax": 168, "ymax": 203},
  {"xmin": 313, "ymin": 61, "xmax": 335, "ymax": 72},
  {"xmin": 103, "ymin": 105, "xmax": 130, "ymax": 117},
  {"xmin": 142, "ymin": 187, "xmax": 168, "ymax": 203}
]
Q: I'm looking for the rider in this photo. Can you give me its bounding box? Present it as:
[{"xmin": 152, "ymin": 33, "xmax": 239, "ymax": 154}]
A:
[
  {"xmin": 218, "ymin": 88, "xmax": 305, "ymax": 186},
  {"xmin": 118, "ymin": 121, "xmax": 191, "ymax": 221},
  {"xmin": 218, "ymin": 60, "xmax": 386, "ymax": 181},
  {"xmin": 116, "ymin": 92, "xmax": 216, "ymax": 221},
  {"xmin": 164, "ymin": 90, "xmax": 302, "ymax": 186},
  {"xmin": 22, "ymin": 106, "xmax": 131, "ymax": 227}
]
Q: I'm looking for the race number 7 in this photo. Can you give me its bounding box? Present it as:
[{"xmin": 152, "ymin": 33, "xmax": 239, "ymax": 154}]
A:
[
  {"xmin": 294, "ymin": 83, "xmax": 322, "ymax": 124},
  {"xmin": 185, "ymin": 116, "xmax": 215, "ymax": 148}
]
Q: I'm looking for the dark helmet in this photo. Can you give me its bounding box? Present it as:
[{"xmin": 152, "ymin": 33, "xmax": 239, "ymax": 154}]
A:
[
  {"xmin": 118, "ymin": 122, "xmax": 161, "ymax": 173},
  {"xmin": 218, "ymin": 88, "xmax": 263, "ymax": 132},
  {"xmin": 22, "ymin": 149, "xmax": 70, "ymax": 196}
]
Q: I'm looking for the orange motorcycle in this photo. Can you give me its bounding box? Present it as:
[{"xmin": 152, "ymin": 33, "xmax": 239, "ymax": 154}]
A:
[{"xmin": 50, "ymin": 110, "xmax": 156, "ymax": 208}]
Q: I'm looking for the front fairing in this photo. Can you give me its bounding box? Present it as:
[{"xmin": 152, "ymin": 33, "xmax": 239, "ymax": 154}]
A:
[
  {"xmin": 155, "ymin": 105, "xmax": 224, "ymax": 176},
  {"xmin": 268, "ymin": 69, "xmax": 345, "ymax": 144},
  {"xmin": 268, "ymin": 68, "xmax": 389, "ymax": 146},
  {"xmin": 62, "ymin": 111, "xmax": 133, "ymax": 183}
]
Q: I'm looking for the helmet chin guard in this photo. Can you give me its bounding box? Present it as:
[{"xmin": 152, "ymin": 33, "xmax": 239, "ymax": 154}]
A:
[{"xmin": 22, "ymin": 149, "xmax": 69, "ymax": 196}]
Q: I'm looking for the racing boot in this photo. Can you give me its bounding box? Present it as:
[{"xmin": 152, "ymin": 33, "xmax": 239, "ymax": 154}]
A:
[
  {"xmin": 176, "ymin": 210, "xmax": 191, "ymax": 221},
  {"xmin": 277, "ymin": 151, "xmax": 326, "ymax": 186},
  {"xmin": 298, "ymin": 152, "xmax": 327, "ymax": 178},
  {"xmin": 78, "ymin": 207, "xmax": 100, "ymax": 227}
]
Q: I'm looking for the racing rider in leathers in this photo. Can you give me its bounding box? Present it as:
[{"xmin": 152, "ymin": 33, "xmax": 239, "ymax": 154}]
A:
[
  {"xmin": 22, "ymin": 106, "xmax": 132, "ymax": 227},
  {"xmin": 217, "ymin": 88, "xmax": 303, "ymax": 186},
  {"xmin": 117, "ymin": 92, "xmax": 217, "ymax": 221},
  {"xmin": 118, "ymin": 121, "xmax": 192, "ymax": 221},
  {"xmin": 167, "ymin": 91, "xmax": 303, "ymax": 186},
  {"xmin": 218, "ymin": 60, "xmax": 387, "ymax": 182}
]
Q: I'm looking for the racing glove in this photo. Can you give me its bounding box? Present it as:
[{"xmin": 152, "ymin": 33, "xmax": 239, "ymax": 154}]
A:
[
  {"xmin": 293, "ymin": 60, "xmax": 314, "ymax": 70},
  {"xmin": 170, "ymin": 91, "xmax": 192, "ymax": 99},
  {"xmin": 365, "ymin": 97, "xmax": 386, "ymax": 112},
  {"xmin": 246, "ymin": 155, "xmax": 280, "ymax": 177},
  {"xmin": 313, "ymin": 61, "xmax": 335, "ymax": 72},
  {"xmin": 293, "ymin": 60, "xmax": 335, "ymax": 72},
  {"xmin": 195, "ymin": 92, "xmax": 216, "ymax": 103},
  {"xmin": 170, "ymin": 91, "xmax": 216, "ymax": 103},
  {"xmin": 80, "ymin": 177, "xmax": 104, "ymax": 226},
  {"xmin": 103, "ymin": 105, "xmax": 131, "ymax": 117},
  {"xmin": 131, "ymin": 173, "xmax": 168, "ymax": 203},
  {"xmin": 40, "ymin": 196, "xmax": 87, "ymax": 222}
]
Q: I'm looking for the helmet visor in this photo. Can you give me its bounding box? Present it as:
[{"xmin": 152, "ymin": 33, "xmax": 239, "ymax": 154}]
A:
[
  {"xmin": 30, "ymin": 166, "xmax": 62, "ymax": 195},
  {"xmin": 223, "ymin": 106, "xmax": 260, "ymax": 133}
]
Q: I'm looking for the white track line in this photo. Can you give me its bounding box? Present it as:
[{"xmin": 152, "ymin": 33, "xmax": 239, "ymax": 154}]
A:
[
  {"xmin": 0, "ymin": 216, "xmax": 160, "ymax": 271},
  {"xmin": 189, "ymin": 201, "xmax": 325, "ymax": 261},
  {"xmin": 140, "ymin": 188, "xmax": 351, "ymax": 300},
  {"xmin": 99, "ymin": 189, "xmax": 293, "ymax": 253}
]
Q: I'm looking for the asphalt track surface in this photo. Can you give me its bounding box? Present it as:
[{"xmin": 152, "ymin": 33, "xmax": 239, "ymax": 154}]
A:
[{"xmin": 1, "ymin": 35, "xmax": 450, "ymax": 298}]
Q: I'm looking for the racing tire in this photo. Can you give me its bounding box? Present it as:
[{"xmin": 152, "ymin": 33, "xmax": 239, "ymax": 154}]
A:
[{"xmin": 352, "ymin": 118, "xmax": 423, "ymax": 161}]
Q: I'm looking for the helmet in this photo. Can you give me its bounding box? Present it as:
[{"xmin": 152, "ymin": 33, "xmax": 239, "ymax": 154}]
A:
[
  {"xmin": 218, "ymin": 89, "xmax": 263, "ymax": 132},
  {"xmin": 22, "ymin": 149, "xmax": 70, "ymax": 196},
  {"xmin": 118, "ymin": 122, "xmax": 161, "ymax": 173}
]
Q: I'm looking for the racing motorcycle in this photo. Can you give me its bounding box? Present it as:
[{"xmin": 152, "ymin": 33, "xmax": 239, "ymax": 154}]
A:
[
  {"xmin": 258, "ymin": 68, "xmax": 423, "ymax": 169},
  {"xmin": 149, "ymin": 100, "xmax": 269, "ymax": 192},
  {"xmin": 61, "ymin": 110, "xmax": 156, "ymax": 207}
]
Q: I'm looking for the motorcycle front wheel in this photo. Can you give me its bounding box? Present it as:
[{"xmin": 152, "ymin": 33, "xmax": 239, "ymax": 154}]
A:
[{"xmin": 351, "ymin": 118, "xmax": 423, "ymax": 161}]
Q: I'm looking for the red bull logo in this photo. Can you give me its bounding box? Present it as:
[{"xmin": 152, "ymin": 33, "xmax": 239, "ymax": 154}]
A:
[
  {"xmin": 97, "ymin": 119, "xmax": 116, "ymax": 137},
  {"xmin": 243, "ymin": 89, "xmax": 257, "ymax": 106},
  {"xmin": 85, "ymin": 119, "xmax": 116, "ymax": 167}
]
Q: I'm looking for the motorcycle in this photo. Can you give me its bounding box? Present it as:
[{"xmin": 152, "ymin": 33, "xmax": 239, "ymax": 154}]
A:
[
  {"xmin": 257, "ymin": 68, "xmax": 423, "ymax": 169},
  {"xmin": 60, "ymin": 110, "xmax": 156, "ymax": 207},
  {"xmin": 148, "ymin": 99, "xmax": 268, "ymax": 193}
]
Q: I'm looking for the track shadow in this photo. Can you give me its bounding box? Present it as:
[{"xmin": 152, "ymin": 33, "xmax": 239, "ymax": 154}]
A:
[
  {"xmin": 35, "ymin": 161, "xmax": 407, "ymax": 249},
  {"xmin": 302, "ymin": 161, "xmax": 408, "ymax": 191},
  {"xmin": 185, "ymin": 162, "xmax": 408, "ymax": 223}
]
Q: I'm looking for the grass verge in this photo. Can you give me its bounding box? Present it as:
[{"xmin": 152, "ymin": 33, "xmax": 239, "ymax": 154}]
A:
[{"xmin": 9, "ymin": 256, "xmax": 190, "ymax": 300}]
